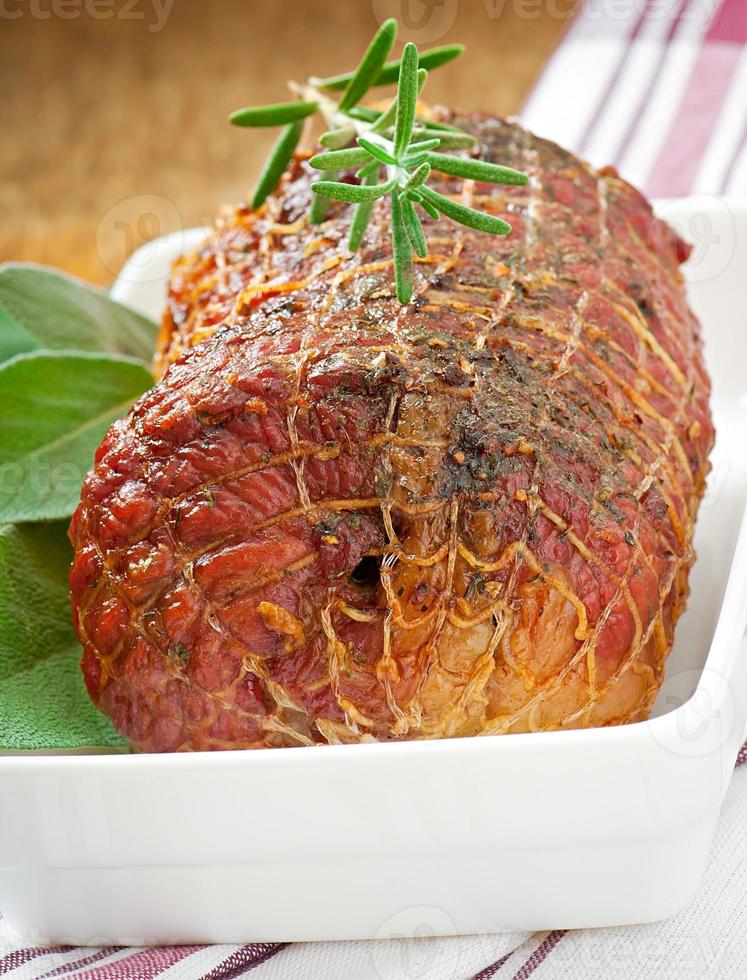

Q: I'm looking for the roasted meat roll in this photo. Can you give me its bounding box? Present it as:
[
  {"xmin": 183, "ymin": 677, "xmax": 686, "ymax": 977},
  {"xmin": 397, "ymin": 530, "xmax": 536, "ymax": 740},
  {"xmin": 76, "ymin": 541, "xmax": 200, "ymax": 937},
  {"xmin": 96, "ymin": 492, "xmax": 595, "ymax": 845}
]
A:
[{"xmin": 69, "ymin": 115, "xmax": 713, "ymax": 751}]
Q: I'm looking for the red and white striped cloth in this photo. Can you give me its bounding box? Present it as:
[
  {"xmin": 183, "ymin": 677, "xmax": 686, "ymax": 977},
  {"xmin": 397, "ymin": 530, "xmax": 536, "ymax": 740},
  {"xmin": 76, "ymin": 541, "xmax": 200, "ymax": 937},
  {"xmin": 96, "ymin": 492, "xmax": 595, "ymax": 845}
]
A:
[
  {"xmin": 522, "ymin": 0, "xmax": 746, "ymax": 197},
  {"xmin": 2, "ymin": 2, "xmax": 746, "ymax": 977}
]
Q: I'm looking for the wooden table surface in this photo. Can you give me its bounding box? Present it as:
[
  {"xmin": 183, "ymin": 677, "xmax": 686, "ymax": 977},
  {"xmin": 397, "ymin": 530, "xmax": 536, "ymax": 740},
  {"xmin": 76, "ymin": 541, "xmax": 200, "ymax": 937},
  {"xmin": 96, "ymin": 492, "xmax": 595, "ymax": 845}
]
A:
[{"xmin": 0, "ymin": 0, "xmax": 577, "ymax": 285}]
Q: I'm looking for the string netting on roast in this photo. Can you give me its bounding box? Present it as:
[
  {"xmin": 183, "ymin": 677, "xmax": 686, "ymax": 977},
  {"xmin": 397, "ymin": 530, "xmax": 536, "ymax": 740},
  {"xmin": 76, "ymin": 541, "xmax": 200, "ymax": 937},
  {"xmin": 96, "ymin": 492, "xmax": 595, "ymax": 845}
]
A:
[{"xmin": 71, "ymin": 116, "xmax": 712, "ymax": 750}]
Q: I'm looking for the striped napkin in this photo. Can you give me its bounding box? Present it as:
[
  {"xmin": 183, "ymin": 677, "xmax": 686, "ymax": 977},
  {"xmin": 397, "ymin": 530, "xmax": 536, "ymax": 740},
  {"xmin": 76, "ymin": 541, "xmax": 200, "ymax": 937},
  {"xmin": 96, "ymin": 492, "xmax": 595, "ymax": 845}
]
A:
[
  {"xmin": 1, "ymin": 1, "xmax": 745, "ymax": 976},
  {"xmin": 522, "ymin": 0, "xmax": 746, "ymax": 197}
]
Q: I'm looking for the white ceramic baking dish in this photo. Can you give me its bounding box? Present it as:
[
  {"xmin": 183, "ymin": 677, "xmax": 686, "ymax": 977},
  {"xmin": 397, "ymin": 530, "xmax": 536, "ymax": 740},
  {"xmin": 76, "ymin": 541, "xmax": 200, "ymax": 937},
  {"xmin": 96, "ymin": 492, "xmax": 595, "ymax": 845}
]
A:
[{"xmin": 0, "ymin": 198, "xmax": 745, "ymax": 946}]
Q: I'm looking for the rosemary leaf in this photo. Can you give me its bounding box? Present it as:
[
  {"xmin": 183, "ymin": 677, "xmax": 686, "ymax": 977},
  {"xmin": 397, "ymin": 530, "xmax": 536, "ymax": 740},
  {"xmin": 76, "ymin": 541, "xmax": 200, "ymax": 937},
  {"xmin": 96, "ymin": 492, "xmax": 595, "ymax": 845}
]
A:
[
  {"xmin": 251, "ymin": 120, "xmax": 303, "ymax": 209},
  {"xmin": 369, "ymin": 97, "xmax": 398, "ymax": 135},
  {"xmin": 312, "ymin": 177, "xmax": 397, "ymax": 203},
  {"xmin": 418, "ymin": 196, "xmax": 440, "ymax": 219},
  {"xmin": 309, "ymin": 147, "xmax": 371, "ymax": 170},
  {"xmin": 405, "ymin": 162, "xmax": 431, "ymax": 191},
  {"xmin": 355, "ymin": 159, "xmax": 381, "ymax": 179},
  {"xmin": 415, "ymin": 118, "xmax": 464, "ymax": 133},
  {"xmin": 402, "ymin": 197, "xmax": 428, "ymax": 258},
  {"xmin": 426, "ymin": 152, "xmax": 529, "ymax": 185},
  {"xmin": 230, "ymin": 101, "xmax": 318, "ymax": 127},
  {"xmin": 345, "ymin": 106, "xmax": 380, "ymax": 123},
  {"xmin": 339, "ymin": 18, "xmax": 397, "ymax": 111},
  {"xmin": 317, "ymin": 44, "xmax": 463, "ymax": 91},
  {"xmin": 394, "ymin": 43, "xmax": 419, "ymax": 159},
  {"xmin": 357, "ymin": 136, "xmax": 397, "ymax": 166},
  {"xmin": 309, "ymin": 170, "xmax": 336, "ymax": 225},
  {"xmin": 417, "ymin": 68, "xmax": 428, "ymax": 94},
  {"xmin": 416, "ymin": 130, "xmax": 476, "ymax": 150},
  {"xmin": 377, "ymin": 44, "xmax": 463, "ymax": 86},
  {"xmin": 370, "ymin": 109, "xmax": 397, "ymax": 133},
  {"xmin": 391, "ymin": 193, "xmax": 414, "ymax": 304},
  {"xmin": 398, "ymin": 151, "xmax": 430, "ymax": 169},
  {"xmin": 320, "ymin": 125, "xmax": 356, "ymax": 149},
  {"xmin": 348, "ymin": 170, "xmax": 378, "ymax": 251},
  {"xmin": 309, "ymin": 195, "xmax": 332, "ymax": 225},
  {"xmin": 420, "ymin": 186, "xmax": 511, "ymax": 235},
  {"xmin": 406, "ymin": 137, "xmax": 441, "ymax": 153}
]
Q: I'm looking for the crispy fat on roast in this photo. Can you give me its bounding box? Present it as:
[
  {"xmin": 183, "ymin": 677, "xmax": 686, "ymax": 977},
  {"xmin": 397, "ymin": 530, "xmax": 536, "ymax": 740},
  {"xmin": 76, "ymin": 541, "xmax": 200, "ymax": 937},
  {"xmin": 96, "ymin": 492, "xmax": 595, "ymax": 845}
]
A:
[{"xmin": 69, "ymin": 115, "xmax": 714, "ymax": 752}]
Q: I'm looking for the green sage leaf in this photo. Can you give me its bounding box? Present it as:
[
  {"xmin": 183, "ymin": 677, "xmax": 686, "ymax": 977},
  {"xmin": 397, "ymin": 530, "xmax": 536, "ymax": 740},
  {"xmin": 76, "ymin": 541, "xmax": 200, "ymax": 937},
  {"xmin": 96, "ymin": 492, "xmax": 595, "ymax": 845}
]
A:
[
  {"xmin": 0, "ymin": 521, "xmax": 128, "ymax": 752},
  {"xmin": 0, "ymin": 306, "xmax": 36, "ymax": 363},
  {"xmin": 0, "ymin": 351, "xmax": 153, "ymax": 524},
  {"xmin": 0, "ymin": 264, "xmax": 157, "ymax": 365}
]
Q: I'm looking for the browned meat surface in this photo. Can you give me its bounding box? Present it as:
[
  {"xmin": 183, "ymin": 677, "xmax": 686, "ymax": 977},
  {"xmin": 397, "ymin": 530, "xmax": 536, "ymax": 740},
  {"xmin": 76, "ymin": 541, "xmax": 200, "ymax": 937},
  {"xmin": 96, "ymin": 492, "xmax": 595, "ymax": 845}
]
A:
[{"xmin": 69, "ymin": 114, "xmax": 713, "ymax": 752}]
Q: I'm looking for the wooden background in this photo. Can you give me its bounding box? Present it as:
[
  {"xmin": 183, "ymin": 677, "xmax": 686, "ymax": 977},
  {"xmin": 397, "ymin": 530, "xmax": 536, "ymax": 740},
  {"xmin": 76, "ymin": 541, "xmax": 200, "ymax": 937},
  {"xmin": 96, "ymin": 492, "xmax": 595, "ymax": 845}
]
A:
[{"xmin": 1, "ymin": 0, "xmax": 577, "ymax": 284}]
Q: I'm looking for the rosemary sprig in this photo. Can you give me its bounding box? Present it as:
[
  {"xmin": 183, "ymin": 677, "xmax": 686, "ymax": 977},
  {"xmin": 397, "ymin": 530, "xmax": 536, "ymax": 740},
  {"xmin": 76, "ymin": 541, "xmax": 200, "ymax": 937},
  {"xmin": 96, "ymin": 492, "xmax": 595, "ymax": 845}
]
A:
[
  {"xmin": 312, "ymin": 177, "xmax": 398, "ymax": 203},
  {"xmin": 229, "ymin": 18, "xmax": 529, "ymax": 304},
  {"xmin": 338, "ymin": 18, "xmax": 397, "ymax": 111},
  {"xmin": 314, "ymin": 43, "xmax": 464, "ymax": 91},
  {"xmin": 250, "ymin": 120, "xmax": 304, "ymax": 210},
  {"xmin": 348, "ymin": 169, "xmax": 378, "ymax": 251},
  {"xmin": 229, "ymin": 101, "xmax": 318, "ymax": 127},
  {"xmin": 390, "ymin": 193, "xmax": 413, "ymax": 303},
  {"xmin": 393, "ymin": 43, "xmax": 418, "ymax": 158}
]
